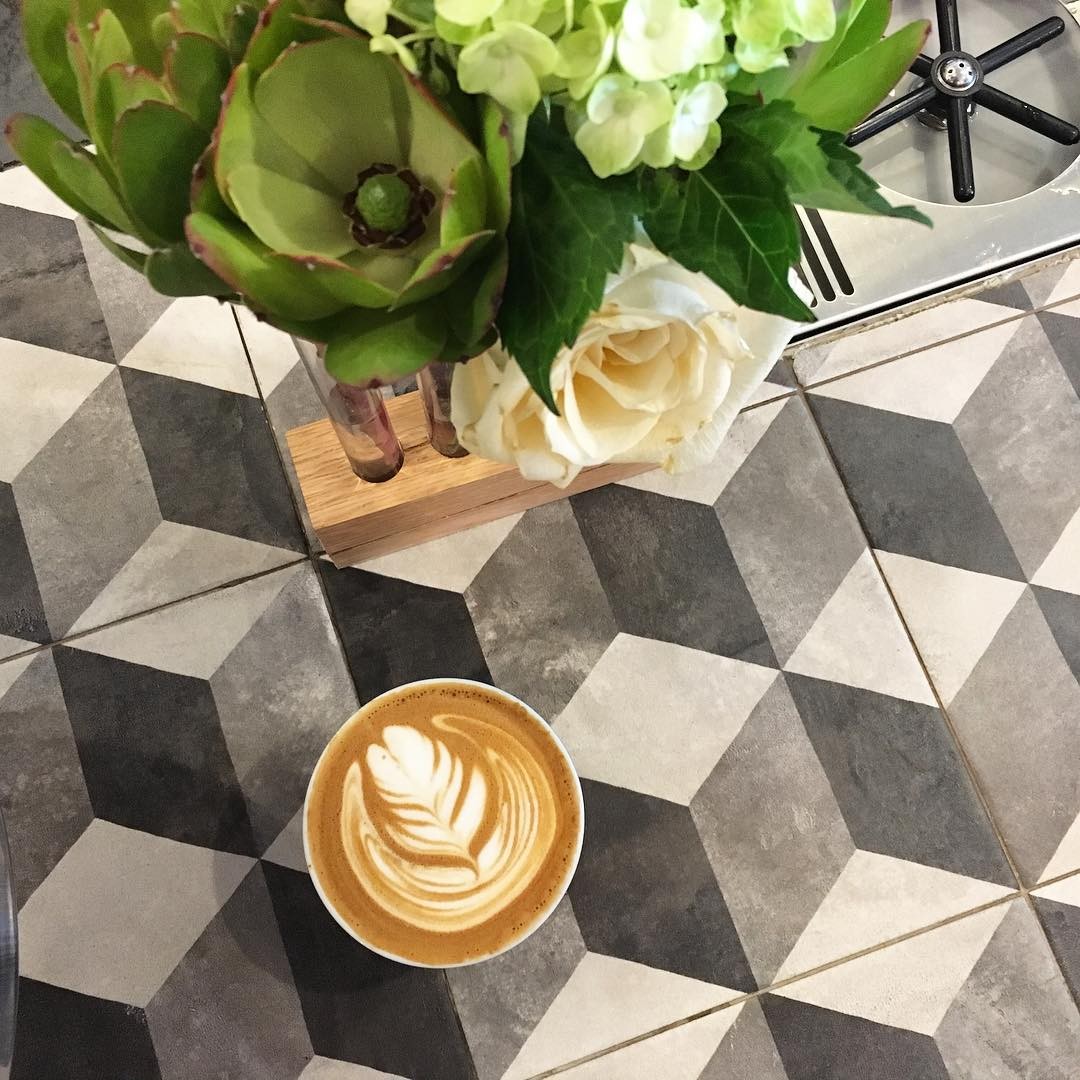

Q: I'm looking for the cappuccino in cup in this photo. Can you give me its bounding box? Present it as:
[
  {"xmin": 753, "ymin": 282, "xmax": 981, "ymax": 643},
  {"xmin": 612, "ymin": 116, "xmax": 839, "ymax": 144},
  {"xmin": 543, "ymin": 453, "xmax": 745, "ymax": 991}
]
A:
[{"xmin": 304, "ymin": 679, "xmax": 584, "ymax": 966}]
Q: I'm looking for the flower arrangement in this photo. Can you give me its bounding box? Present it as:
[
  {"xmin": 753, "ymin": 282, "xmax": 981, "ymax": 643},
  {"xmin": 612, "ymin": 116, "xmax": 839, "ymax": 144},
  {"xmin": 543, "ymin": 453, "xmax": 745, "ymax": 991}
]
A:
[{"xmin": 7, "ymin": 0, "xmax": 930, "ymax": 484}]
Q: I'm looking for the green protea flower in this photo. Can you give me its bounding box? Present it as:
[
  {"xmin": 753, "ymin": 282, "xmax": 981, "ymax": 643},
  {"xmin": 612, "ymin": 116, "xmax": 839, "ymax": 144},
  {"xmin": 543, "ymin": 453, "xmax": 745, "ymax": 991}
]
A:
[
  {"xmin": 186, "ymin": 28, "xmax": 511, "ymax": 385},
  {"xmin": 6, "ymin": 0, "xmax": 274, "ymax": 295}
]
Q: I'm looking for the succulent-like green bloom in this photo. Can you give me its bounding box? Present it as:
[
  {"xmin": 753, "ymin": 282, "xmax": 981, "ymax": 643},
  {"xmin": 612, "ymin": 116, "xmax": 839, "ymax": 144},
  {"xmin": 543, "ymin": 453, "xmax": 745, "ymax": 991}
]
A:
[
  {"xmin": 6, "ymin": 0, "xmax": 272, "ymax": 296},
  {"xmin": 187, "ymin": 31, "xmax": 511, "ymax": 384}
]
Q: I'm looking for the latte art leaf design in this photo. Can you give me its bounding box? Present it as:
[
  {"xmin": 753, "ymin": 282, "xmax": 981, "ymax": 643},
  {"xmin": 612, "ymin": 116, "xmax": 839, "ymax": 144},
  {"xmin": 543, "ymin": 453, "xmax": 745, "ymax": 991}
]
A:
[
  {"xmin": 364, "ymin": 725, "xmax": 487, "ymax": 874},
  {"xmin": 339, "ymin": 713, "xmax": 559, "ymax": 934}
]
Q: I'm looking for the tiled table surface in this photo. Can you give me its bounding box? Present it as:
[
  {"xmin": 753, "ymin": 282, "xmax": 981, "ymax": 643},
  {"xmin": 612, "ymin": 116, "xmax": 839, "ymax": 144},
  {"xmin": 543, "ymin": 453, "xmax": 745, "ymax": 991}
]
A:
[{"xmin": 3, "ymin": 140, "xmax": 1080, "ymax": 1079}]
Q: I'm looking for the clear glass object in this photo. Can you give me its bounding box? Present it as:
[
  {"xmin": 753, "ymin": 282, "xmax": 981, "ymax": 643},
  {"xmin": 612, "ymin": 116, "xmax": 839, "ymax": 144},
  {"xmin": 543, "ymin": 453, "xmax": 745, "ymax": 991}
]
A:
[
  {"xmin": 417, "ymin": 361, "xmax": 469, "ymax": 459},
  {"xmin": 293, "ymin": 337, "xmax": 405, "ymax": 482}
]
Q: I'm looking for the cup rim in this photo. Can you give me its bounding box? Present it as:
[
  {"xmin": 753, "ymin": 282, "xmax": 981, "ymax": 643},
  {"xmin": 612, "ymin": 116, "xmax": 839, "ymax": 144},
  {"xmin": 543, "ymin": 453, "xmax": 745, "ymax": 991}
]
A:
[{"xmin": 302, "ymin": 677, "xmax": 586, "ymax": 969}]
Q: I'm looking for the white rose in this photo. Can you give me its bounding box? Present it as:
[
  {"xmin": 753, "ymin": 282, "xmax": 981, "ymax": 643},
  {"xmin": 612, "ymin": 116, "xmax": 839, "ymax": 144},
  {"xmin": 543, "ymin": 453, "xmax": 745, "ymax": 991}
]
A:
[{"xmin": 451, "ymin": 243, "xmax": 807, "ymax": 487}]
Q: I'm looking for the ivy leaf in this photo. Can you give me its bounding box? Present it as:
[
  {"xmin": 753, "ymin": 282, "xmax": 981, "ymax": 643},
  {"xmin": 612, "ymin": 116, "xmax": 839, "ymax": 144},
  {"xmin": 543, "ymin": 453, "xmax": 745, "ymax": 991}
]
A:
[
  {"xmin": 497, "ymin": 111, "xmax": 640, "ymax": 411},
  {"xmin": 814, "ymin": 130, "xmax": 931, "ymax": 225},
  {"xmin": 641, "ymin": 131, "xmax": 813, "ymax": 324},
  {"xmin": 726, "ymin": 101, "xmax": 930, "ymax": 225}
]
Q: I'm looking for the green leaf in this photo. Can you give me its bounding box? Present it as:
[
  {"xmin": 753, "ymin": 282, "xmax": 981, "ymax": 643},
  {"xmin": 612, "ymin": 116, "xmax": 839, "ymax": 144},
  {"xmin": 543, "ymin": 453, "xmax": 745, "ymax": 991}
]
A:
[
  {"xmin": 726, "ymin": 101, "xmax": 930, "ymax": 224},
  {"xmin": 113, "ymin": 101, "xmax": 208, "ymax": 243},
  {"xmin": 145, "ymin": 244, "xmax": 236, "ymax": 295},
  {"xmin": 323, "ymin": 307, "xmax": 448, "ymax": 386},
  {"xmin": 480, "ymin": 98, "xmax": 512, "ymax": 233},
  {"xmin": 812, "ymin": 129, "xmax": 931, "ymax": 223},
  {"xmin": 87, "ymin": 221, "xmax": 149, "ymax": 272},
  {"xmin": 21, "ymin": 0, "xmax": 86, "ymax": 128},
  {"xmin": 441, "ymin": 154, "xmax": 488, "ymax": 246},
  {"xmin": 185, "ymin": 210, "xmax": 348, "ymax": 319},
  {"xmin": 94, "ymin": 63, "xmax": 172, "ymax": 173},
  {"xmin": 242, "ymin": 0, "xmax": 341, "ymax": 76},
  {"xmin": 443, "ymin": 238, "xmax": 507, "ymax": 351},
  {"xmin": 782, "ymin": 0, "xmax": 869, "ymax": 99},
  {"xmin": 166, "ymin": 33, "xmax": 232, "ymax": 131},
  {"xmin": 824, "ymin": 0, "xmax": 891, "ymax": 70},
  {"xmin": 191, "ymin": 147, "xmax": 232, "ymax": 215},
  {"xmin": 791, "ymin": 19, "xmax": 930, "ymax": 131},
  {"xmin": 227, "ymin": 3, "xmax": 263, "ymax": 62},
  {"xmin": 497, "ymin": 112, "xmax": 640, "ymax": 411},
  {"xmin": 4, "ymin": 114, "xmax": 118, "ymax": 227},
  {"xmin": 273, "ymin": 253, "xmax": 398, "ymax": 308},
  {"xmin": 48, "ymin": 140, "xmax": 134, "ymax": 231},
  {"xmin": 641, "ymin": 132, "xmax": 813, "ymax": 324},
  {"xmin": 394, "ymin": 230, "xmax": 495, "ymax": 309}
]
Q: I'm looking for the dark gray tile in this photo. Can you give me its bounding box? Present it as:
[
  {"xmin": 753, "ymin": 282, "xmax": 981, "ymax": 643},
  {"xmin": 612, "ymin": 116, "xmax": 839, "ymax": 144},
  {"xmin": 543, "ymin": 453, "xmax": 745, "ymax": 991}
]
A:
[
  {"xmin": 975, "ymin": 280, "xmax": 1035, "ymax": 312},
  {"xmin": 569, "ymin": 779, "xmax": 757, "ymax": 993},
  {"xmin": 12, "ymin": 978, "xmax": 161, "ymax": 1080},
  {"xmin": 1034, "ymin": 586, "xmax": 1080, "ymax": 686},
  {"xmin": 120, "ymin": 367, "xmax": 304, "ymax": 551},
  {"xmin": 262, "ymin": 861, "xmax": 475, "ymax": 1079},
  {"xmin": 0, "ymin": 480, "xmax": 48, "ymax": 645},
  {"xmin": 54, "ymin": 646, "xmax": 258, "ymax": 856},
  {"xmin": 1035, "ymin": 895, "xmax": 1080, "ymax": 1006},
  {"xmin": 146, "ymin": 865, "xmax": 313, "ymax": 1080},
  {"xmin": 466, "ymin": 500, "xmax": 617, "ymax": 719},
  {"xmin": 572, "ymin": 485, "xmax": 777, "ymax": 666},
  {"xmin": 318, "ymin": 562, "xmax": 491, "ymax": 703},
  {"xmin": 0, "ymin": 204, "xmax": 112, "ymax": 361},
  {"xmin": 785, "ymin": 674, "xmax": 1014, "ymax": 886},
  {"xmin": 810, "ymin": 396, "xmax": 1025, "ymax": 579},
  {"xmin": 762, "ymin": 994, "xmax": 951, "ymax": 1080}
]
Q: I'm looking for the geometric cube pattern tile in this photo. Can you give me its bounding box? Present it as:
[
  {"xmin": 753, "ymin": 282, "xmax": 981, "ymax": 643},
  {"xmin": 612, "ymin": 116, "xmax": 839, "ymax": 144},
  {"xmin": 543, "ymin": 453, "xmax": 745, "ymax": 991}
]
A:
[
  {"xmin": 0, "ymin": 172, "xmax": 305, "ymax": 660},
  {"xmin": 2, "ymin": 150, "xmax": 1080, "ymax": 1077},
  {"xmin": 809, "ymin": 305, "xmax": 1080, "ymax": 887}
]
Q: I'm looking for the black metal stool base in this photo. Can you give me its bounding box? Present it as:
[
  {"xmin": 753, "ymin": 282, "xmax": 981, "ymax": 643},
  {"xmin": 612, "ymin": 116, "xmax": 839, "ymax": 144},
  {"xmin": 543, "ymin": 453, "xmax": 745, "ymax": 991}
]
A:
[{"xmin": 846, "ymin": 0, "xmax": 1080, "ymax": 203}]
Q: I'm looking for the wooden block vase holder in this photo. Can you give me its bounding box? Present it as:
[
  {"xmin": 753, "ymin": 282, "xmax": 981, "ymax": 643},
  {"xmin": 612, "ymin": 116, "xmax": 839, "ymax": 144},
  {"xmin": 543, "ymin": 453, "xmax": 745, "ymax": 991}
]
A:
[{"xmin": 286, "ymin": 390, "xmax": 650, "ymax": 567}]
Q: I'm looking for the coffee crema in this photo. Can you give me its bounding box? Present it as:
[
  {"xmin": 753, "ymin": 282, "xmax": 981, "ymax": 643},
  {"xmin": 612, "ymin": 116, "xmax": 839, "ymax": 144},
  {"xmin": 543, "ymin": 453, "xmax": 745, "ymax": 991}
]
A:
[{"xmin": 305, "ymin": 681, "xmax": 583, "ymax": 966}]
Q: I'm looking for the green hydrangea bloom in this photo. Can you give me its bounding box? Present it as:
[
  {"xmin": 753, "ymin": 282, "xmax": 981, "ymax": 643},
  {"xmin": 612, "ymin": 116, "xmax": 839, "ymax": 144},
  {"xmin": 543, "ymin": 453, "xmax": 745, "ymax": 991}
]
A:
[{"xmin": 458, "ymin": 22, "xmax": 559, "ymax": 114}]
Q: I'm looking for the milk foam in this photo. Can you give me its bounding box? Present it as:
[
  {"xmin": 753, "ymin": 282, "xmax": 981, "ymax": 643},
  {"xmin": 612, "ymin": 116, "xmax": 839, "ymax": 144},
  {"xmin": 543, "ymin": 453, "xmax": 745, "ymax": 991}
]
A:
[{"xmin": 339, "ymin": 712, "xmax": 559, "ymax": 935}]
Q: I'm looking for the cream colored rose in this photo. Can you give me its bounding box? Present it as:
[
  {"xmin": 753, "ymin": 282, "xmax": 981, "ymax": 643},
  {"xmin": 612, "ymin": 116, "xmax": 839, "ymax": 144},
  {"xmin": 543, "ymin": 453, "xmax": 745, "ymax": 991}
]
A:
[{"xmin": 451, "ymin": 243, "xmax": 805, "ymax": 487}]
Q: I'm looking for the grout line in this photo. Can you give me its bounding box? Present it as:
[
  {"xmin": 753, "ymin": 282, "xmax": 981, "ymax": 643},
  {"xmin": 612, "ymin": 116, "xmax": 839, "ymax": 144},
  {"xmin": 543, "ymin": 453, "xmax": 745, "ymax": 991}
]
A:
[
  {"xmin": 527, "ymin": 891, "xmax": 1022, "ymax": 1079},
  {"xmin": 795, "ymin": 287, "xmax": 1080, "ymax": 394},
  {"xmin": 0, "ymin": 556, "xmax": 309, "ymax": 667},
  {"xmin": 229, "ymin": 305, "xmax": 317, "ymax": 558},
  {"xmin": 1030, "ymin": 864, "xmax": 1080, "ymax": 894},
  {"xmin": 796, "ymin": 388, "xmax": 1027, "ymax": 892}
]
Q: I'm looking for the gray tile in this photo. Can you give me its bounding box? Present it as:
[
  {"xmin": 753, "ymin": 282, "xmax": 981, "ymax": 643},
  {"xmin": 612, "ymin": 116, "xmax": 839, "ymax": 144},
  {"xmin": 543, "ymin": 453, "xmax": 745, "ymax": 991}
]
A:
[
  {"xmin": 0, "ymin": 203, "xmax": 112, "ymax": 361},
  {"xmin": 699, "ymin": 999, "xmax": 786, "ymax": 1080},
  {"xmin": 715, "ymin": 397, "xmax": 865, "ymax": 665},
  {"xmin": 811, "ymin": 395, "xmax": 1025, "ymax": 579},
  {"xmin": 15, "ymin": 368, "xmax": 160, "ymax": 638},
  {"xmin": 75, "ymin": 219, "xmax": 173, "ymax": 362},
  {"xmin": 954, "ymin": 316, "xmax": 1080, "ymax": 578},
  {"xmin": 950, "ymin": 589, "xmax": 1080, "ymax": 884},
  {"xmin": 147, "ymin": 865, "xmax": 313, "ymax": 1080},
  {"xmin": 467, "ymin": 500, "xmax": 617, "ymax": 719},
  {"xmin": 935, "ymin": 902, "xmax": 1080, "ymax": 1080},
  {"xmin": 572, "ymin": 484, "xmax": 776, "ymax": 666},
  {"xmin": 690, "ymin": 678, "xmax": 854, "ymax": 986},
  {"xmin": 1034, "ymin": 893, "xmax": 1080, "ymax": 1006},
  {"xmin": 763, "ymin": 994, "xmax": 951, "ymax": 1080},
  {"xmin": 448, "ymin": 897, "xmax": 587, "ymax": 1080},
  {"xmin": 0, "ymin": 650, "xmax": 92, "ymax": 907},
  {"xmin": 786, "ymin": 674, "xmax": 1014, "ymax": 886},
  {"xmin": 210, "ymin": 564, "xmax": 358, "ymax": 852}
]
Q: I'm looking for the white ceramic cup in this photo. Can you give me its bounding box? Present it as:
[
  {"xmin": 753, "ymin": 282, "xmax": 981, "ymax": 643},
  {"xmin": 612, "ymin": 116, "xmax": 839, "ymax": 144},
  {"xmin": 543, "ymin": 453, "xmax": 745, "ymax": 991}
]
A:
[{"xmin": 303, "ymin": 678, "xmax": 585, "ymax": 968}]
